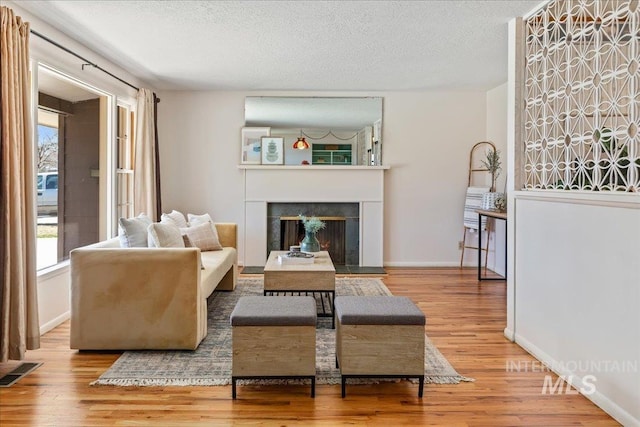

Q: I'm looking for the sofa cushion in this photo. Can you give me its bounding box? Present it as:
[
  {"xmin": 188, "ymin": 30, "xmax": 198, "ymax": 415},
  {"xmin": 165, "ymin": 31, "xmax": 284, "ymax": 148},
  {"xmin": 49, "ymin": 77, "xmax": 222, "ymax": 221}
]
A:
[
  {"xmin": 182, "ymin": 222, "xmax": 222, "ymax": 251},
  {"xmin": 161, "ymin": 210, "xmax": 188, "ymax": 228},
  {"xmin": 148, "ymin": 222, "xmax": 185, "ymax": 248},
  {"xmin": 118, "ymin": 214, "xmax": 152, "ymax": 247},
  {"xmin": 200, "ymin": 247, "xmax": 236, "ymax": 297},
  {"xmin": 231, "ymin": 296, "xmax": 317, "ymax": 326},
  {"xmin": 334, "ymin": 296, "xmax": 426, "ymax": 326}
]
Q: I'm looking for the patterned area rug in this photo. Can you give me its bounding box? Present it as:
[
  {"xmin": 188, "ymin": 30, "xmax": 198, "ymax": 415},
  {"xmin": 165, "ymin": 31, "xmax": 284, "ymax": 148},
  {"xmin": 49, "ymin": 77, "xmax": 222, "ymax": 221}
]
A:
[{"xmin": 92, "ymin": 277, "xmax": 473, "ymax": 386}]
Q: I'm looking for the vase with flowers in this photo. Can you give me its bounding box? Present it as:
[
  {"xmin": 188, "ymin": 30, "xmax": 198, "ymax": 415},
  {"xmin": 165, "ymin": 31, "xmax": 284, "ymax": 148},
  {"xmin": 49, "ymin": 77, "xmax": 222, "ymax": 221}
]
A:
[{"xmin": 299, "ymin": 215, "xmax": 325, "ymax": 253}]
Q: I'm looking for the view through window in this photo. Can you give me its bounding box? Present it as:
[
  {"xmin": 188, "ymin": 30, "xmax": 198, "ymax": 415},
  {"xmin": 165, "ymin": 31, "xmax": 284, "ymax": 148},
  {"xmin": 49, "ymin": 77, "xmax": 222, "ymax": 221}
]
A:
[{"xmin": 36, "ymin": 110, "xmax": 59, "ymax": 269}]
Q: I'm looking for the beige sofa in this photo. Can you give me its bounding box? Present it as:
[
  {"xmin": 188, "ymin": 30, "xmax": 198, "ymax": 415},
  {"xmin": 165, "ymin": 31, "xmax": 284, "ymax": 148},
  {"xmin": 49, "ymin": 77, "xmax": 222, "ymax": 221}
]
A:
[{"xmin": 70, "ymin": 223, "xmax": 237, "ymax": 351}]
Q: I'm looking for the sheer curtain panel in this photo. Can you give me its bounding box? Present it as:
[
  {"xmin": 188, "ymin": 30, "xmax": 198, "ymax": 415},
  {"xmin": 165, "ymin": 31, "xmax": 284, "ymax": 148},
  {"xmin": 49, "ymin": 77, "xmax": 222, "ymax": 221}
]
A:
[
  {"xmin": 134, "ymin": 88, "xmax": 161, "ymax": 221},
  {"xmin": 0, "ymin": 6, "xmax": 40, "ymax": 362}
]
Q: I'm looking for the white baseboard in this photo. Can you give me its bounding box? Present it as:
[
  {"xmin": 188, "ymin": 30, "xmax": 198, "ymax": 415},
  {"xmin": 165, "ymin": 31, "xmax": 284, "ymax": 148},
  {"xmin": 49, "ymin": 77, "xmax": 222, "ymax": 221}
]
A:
[
  {"xmin": 383, "ymin": 261, "xmax": 471, "ymax": 267},
  {"xmin": 503, "ymin": 327, "xmax": 515, "ymax": 342},
  {"xmin": 515, "ymin": 333, "xmax": 639, "ymax": 427},
  {"xmin": 383, "ymin": 261, "xmax": 505, "ymax": 274},
  {"xmin": 40, "ymin": 311, "xmax": 70, "ymax": 335}
]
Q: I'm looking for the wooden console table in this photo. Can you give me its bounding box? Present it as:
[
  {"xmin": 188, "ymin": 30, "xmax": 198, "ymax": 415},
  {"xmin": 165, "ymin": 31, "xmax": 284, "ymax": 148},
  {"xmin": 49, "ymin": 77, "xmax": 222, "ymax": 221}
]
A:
[{"xmin": 476, "ymin": 209, "xmax": 507, "ymax": 281}]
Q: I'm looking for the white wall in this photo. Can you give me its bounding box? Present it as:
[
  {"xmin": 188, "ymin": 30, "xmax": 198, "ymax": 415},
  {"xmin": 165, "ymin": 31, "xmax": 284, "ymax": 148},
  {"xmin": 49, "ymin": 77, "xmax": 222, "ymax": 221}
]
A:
[
  {"xmin": 36, "ymin": 266, "xmax": 70, "ymax": 335},
  {"xmin": 513, "ymin": 193, "xmax": 640, "ymax": 426},
  {"xmin": 383, "ymin": 92, "xmax": 487, "ymax": 266},
  {"xmin": 486, "ymin": 83, "xmax": 508, "ymax": 192},
  {"xmin": 157, "ymin": 91, "xmax": 246, "ymax": 222},
  {"xmin": 485, "ymin": 83, "xmax": 508, "ymax": 275},
  {"xmin": 157, "ymin": 90, "xmax": 488, "ymax": 267}
]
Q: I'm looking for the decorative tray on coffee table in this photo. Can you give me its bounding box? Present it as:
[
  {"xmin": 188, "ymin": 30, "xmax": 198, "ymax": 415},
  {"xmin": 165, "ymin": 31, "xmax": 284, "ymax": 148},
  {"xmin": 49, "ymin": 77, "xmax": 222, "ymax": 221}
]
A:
[{"xmin": 277, "ymin": 251, "xmax": 315, "ymax": 264}]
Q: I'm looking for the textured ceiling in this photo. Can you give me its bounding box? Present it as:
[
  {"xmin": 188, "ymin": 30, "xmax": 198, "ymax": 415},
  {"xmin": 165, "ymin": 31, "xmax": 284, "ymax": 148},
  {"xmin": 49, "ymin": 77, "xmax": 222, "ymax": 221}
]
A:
[{"xmin": 20, "ymin": 0, "xmax": 542, "ymax": 91}]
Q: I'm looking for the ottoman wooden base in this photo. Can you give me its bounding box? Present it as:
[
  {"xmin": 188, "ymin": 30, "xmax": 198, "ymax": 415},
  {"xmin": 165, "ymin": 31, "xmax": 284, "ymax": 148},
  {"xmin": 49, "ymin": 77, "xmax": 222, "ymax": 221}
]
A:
[
  {"xmin": 230, "ymin": 296, "xmax": 316, "ymax": 398},
  {"xmin": 334, "ymin": 296, "xmax": 426, "ymax": 398},
  {"xmin": 336, "ymin": 323, "xmax": 425, "ymax": 397},
  {"xmin": 232, "ymin": 325, "xmax": 316, "ymax": 398}
]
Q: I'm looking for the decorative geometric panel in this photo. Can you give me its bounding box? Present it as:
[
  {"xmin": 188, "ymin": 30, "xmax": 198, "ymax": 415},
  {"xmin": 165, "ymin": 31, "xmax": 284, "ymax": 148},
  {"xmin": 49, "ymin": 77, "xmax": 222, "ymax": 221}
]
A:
[{"xmin": 523, "ymin": 0, "xmax": 639, "ymax": 192}]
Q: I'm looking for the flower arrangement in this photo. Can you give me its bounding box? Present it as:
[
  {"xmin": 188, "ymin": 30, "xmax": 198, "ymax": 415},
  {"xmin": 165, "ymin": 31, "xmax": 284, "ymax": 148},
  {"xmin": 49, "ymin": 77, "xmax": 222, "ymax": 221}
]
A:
[{"xmin": 299, "ymin": 215, "xmax": 326, "ymax": 233}]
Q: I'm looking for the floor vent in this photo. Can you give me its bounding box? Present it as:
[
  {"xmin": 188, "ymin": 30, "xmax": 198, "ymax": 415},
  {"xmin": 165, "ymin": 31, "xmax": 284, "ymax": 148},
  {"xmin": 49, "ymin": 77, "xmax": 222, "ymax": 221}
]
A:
[{"xmin": 0, "ymin": 362, "xmax": 42, "ymax": 387}]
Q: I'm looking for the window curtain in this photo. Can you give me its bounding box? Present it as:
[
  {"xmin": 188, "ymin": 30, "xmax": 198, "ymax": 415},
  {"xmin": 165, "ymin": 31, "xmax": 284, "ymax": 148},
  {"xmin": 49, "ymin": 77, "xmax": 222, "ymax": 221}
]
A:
[
  {"xmin": 134, "ymin": 88, "xmax": 161, "ymax": 221},
  {"xmin": 0, "ymin": 6, "xmax": 40, "ymax": 362}
]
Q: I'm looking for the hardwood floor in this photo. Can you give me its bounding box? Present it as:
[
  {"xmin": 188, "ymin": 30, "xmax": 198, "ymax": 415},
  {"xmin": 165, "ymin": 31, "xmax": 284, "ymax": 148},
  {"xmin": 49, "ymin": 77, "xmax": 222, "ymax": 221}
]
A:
[{"xmin": 0, "ymin": 268, "xmax": 618, "ymax": 426}]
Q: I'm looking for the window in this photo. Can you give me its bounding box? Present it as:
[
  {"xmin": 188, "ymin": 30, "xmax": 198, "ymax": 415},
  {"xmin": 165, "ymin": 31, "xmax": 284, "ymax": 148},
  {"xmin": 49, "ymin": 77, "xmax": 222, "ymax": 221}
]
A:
[{"xmin": 36, "ymin": 65, "xmax": 111, "ymax": 270}]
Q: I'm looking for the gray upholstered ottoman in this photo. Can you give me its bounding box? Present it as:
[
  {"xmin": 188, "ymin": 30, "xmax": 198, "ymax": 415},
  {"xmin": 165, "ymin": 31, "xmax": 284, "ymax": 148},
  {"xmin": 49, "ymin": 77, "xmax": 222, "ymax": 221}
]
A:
[
  {"xmin": 334, "ymin": 296, "xmax": 426, "ymax": 397},
  {"xmin": 230, "ymin": 296, "xmax": 317, "ymax": 398}
]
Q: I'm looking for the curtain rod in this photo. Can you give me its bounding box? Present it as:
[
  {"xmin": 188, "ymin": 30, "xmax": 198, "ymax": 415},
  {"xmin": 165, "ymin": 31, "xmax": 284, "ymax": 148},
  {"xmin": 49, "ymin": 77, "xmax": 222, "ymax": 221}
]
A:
[{"xmin": 30, "ymin": 28, "xmax": 140, "ymax": 92}]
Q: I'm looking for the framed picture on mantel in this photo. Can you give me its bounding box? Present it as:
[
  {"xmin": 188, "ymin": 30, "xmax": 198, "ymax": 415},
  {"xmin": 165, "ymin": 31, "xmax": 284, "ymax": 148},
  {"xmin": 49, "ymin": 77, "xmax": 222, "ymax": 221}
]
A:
[
  {"xmin": 241, "ymin": 127, "xmax": 270, "ymax": 164},
  {"xmin": 261, "ymin": 136, "xmax": 284, "ymax": 165}
]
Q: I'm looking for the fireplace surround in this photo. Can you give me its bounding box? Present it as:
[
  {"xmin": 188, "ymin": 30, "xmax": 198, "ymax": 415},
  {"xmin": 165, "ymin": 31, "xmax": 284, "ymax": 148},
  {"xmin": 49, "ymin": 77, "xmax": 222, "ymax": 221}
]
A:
[{"xmin": 240, "ymin": 165, "xmax": 388, "ymax": 267}]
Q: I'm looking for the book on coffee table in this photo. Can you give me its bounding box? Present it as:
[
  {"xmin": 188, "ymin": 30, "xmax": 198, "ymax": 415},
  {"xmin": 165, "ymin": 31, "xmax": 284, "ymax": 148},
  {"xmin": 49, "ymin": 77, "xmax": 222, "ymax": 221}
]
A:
[{"xmin": 277, "ymin": 252, "xmax": 315, "ymax": 265}]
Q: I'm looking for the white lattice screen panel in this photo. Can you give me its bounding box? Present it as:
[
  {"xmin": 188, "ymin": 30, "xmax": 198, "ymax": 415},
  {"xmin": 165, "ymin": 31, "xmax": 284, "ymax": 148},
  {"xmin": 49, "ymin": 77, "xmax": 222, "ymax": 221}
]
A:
[{"xmin": 523, "ymin": 0, "xmax": 639, "ymax": 192}]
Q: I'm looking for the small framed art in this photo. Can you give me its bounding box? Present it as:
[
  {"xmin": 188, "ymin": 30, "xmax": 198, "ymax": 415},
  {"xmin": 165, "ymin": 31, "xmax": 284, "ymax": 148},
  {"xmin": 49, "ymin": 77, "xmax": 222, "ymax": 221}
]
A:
[
  {"xmin": 261, "ymin": 137, "xmax": 284, "ymax": 165},
  {"xmin": 241, "ymin": 127, "xmax": 270, "ymax": 164}
]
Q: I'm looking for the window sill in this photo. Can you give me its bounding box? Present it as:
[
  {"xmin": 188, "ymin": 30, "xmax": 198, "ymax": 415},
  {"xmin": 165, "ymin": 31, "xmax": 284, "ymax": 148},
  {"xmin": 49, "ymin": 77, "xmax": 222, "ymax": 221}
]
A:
[{"xmin": 37, "ymin": 260, "xmax": 70, "ymax": 281}]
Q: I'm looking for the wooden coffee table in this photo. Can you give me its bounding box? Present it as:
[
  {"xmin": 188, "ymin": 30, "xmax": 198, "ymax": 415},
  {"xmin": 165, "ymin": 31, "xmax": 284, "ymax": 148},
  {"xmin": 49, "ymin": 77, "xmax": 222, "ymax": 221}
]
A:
[{"xmin": 263, "ymin": 251, "xmax": 336, "ymax": 327}]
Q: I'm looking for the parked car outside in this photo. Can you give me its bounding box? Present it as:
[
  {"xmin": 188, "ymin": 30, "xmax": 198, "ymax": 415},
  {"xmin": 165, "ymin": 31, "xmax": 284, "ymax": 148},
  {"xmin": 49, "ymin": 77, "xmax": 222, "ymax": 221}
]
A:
[{"xmin": 37, "ymin": 171, "xmax": 58, "ymax": 216}]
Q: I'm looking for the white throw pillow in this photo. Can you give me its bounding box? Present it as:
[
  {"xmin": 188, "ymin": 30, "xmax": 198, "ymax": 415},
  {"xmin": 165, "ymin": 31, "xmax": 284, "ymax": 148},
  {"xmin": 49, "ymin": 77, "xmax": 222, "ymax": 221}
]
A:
[
  {"xmin": 182, "ymin": 222, "xmax": 222, "ymax": 251},
  {"xmin": 118, "ymin": 214, "xmax": 152, "ymax": 247},
  {"xmin": 147, "ymin": 222, "xmax": 185, "ymax": 248},
  {"xmin": 187, "ymin": 213, "xmax": 223, "ymax": 250},
  {"xmin": 187, "ymin": 212, "xmax": 213, "ymax": 226},
  {"xmin": 160, "ymin": 210, "xmax": 188, "ymax": 228}
]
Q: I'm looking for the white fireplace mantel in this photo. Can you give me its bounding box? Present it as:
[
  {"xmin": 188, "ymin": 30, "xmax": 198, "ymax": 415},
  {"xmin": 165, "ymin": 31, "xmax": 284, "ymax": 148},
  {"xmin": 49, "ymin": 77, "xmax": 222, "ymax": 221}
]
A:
[
  {"xmin": 241, "ymin": 166, "xmax": 389, "ymax": 266},
  {"xmin": 238, "ymin": 165, "xmax": 390, "ymax": 171}
]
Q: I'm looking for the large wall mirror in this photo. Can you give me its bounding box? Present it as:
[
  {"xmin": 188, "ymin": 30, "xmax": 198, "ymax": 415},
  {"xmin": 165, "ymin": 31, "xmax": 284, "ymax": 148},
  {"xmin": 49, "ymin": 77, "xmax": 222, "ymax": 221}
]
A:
[{"xmin": 243, "ymin": 96, "xmax": 383, "ymax": 166}]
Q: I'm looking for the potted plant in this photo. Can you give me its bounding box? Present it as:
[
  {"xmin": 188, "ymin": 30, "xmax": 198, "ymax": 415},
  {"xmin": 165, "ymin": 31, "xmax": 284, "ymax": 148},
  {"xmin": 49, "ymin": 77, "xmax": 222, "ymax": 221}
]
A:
[
  {"xmin": 480, "ymin": 148, "xmax": 503, "ymax": 210},
  {"xmin": 481, "ymin": 148, "xmax": 502, "ymax": 192},
  {"xmin": 299, "ymin": 215, "xmax": 325, "ymax": 253}
]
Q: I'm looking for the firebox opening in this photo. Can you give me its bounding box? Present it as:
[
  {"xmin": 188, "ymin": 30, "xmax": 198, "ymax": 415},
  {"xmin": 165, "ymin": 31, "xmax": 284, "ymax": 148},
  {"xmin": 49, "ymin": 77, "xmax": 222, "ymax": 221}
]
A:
[
  {"xmin": 266, "ymin": 202, "xmax": 359, "ymax": 266},
  {"xmin": 280, "ymin": 216, "xmax": 346, "ymax": 265}
]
